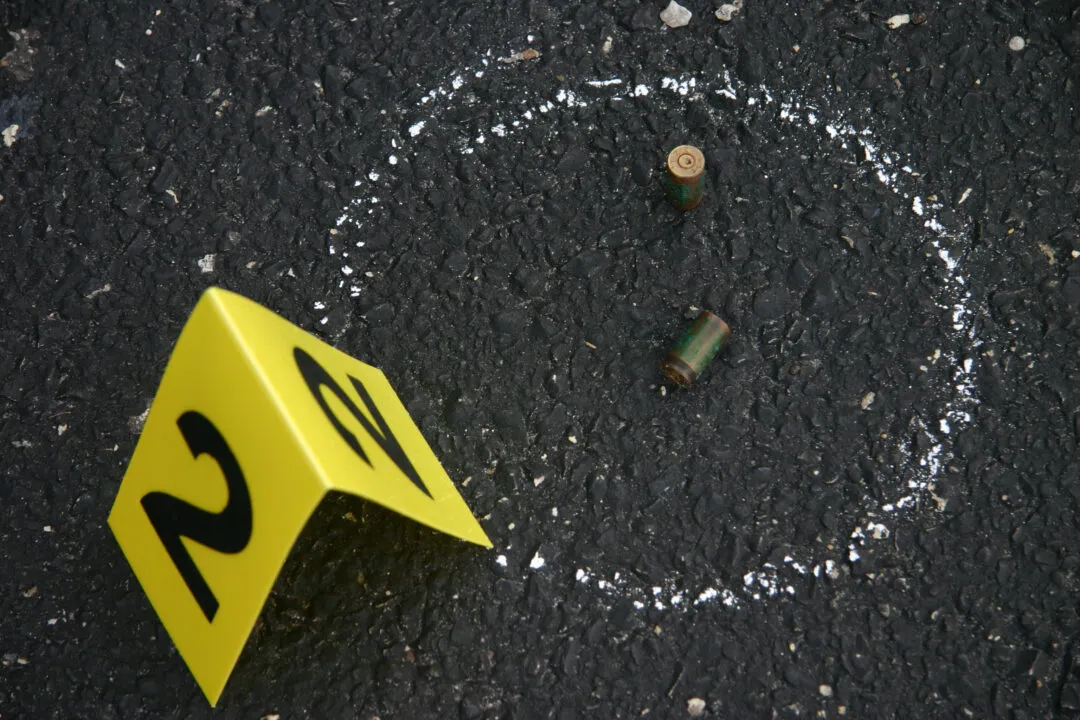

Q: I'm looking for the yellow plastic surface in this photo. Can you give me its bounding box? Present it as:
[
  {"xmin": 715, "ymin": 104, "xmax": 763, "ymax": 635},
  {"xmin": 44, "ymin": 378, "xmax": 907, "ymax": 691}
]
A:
[{"xmin": 107, "ymin": 287, "xmax": 491, "ymax": 705}]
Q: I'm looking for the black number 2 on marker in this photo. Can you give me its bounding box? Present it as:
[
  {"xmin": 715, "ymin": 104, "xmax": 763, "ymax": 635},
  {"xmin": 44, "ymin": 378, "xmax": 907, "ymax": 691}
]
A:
[
  {"xmin": 140, "ymin": 411, "xmax": 253, "ymax": 622},
  {"xmin": 293, "ymin": 347, "xmax": 431, "ymax": 498}
]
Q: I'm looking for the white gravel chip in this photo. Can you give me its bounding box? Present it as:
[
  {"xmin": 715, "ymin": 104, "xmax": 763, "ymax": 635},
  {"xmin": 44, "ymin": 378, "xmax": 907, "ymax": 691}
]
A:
[
  {"xmin": 715, "ymin": 2, "xmax": 742, "ymax": 22},
  {"xmin": 3, "ymin": 124, "xmax": 19, "ymax": 147},
  {"xmin": 687, "ymin": 697, "xmax": 706, "ymax": 716},
  {"xmin": 886, "ymin": 14, "xmax": 910, "ymax": 29},
  {"xmin": 660, "ymin": 0, "xmax": 691, "ymax": 28},
  {"xmin": 1008, "ymin": 36, "xmax": 1026, "ymax": 52}
]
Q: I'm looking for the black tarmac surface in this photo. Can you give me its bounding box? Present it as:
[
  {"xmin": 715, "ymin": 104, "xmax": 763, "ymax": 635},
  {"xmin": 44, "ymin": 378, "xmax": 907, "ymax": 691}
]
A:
[{"xmin": 2, "ymin": 0, "xmax": 1080, "ymax": 717}]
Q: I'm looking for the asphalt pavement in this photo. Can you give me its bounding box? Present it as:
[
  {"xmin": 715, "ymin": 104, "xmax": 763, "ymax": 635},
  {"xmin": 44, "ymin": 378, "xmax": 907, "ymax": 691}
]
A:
[{"xmin": 2, "ymin": 0, "xmax": 1080, "ymax": 717}]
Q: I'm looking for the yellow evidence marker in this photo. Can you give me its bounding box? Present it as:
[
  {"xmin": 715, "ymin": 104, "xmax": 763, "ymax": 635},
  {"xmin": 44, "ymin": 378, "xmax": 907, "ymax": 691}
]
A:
[{"xmin": 108, "ymin": 287, "xmax": 491, "ymax": 706}]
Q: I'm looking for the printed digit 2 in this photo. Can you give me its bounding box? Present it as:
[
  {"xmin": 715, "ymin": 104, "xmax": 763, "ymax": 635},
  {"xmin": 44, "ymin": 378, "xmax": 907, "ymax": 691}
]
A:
[
  {"xmin": 140, "ymin": 411, "xmax": 253, "ymax": 621},
  {"xmin": 293, "ymin": 347, "xmax": 431, "ymax": 497}
]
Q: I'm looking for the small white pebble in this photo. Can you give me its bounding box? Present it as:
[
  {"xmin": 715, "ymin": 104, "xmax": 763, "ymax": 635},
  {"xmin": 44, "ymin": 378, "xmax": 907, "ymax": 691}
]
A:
[
  {"xmin": 660, "ymin": 0, "xmax": 691, "ymax": 28},
  {"xmin": 687, "ymin": 697, "xmax": 706, "ymax": 716},
  {"xmin": 819, "ymin": 684, "xmax": 834, "ymax": 697},
  {"xmin": 715, "ymin": 3, "xmax": 740, "ymax": 22},
  {"xmin": 43, "ymin": 525, "xmax": 54, "ymax": 533},
  {"xmin": 567, "ymin": 435, "xmax": 578, "ymax": 444},
  {"xmin": 860, "ymin": 392, "xmax": 875, "ymax": 410},
  {"xmin": 3, "ymin": 124, "xmax": 19, "ymax": 148},
  {"xmin": 1008, "ymin": 36, "xmax": 1025, "ymax": 52},
  {"xmin": 495, "ymin": 555, "xmax": 507, "ymax": 567},
  {"xmin": 886, "ymin": 13, "xmax": 910, "ymax": 29},
  {"xmin": 529, "ymin": 552, "xmax": 545, "ymax": 570}
]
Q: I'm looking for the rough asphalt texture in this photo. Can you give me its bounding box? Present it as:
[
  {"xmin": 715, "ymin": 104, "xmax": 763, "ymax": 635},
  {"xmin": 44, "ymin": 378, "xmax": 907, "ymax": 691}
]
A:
[{"xmin": 3, "ymin": 0, "xmax": 1080, "ymax": 718}]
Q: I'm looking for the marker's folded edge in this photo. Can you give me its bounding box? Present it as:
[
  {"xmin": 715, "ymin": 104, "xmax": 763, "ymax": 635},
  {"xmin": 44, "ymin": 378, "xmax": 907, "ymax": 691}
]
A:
[{"xmin": 213, "ymin": 287, "xmax": 494, "ymax": 551}]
